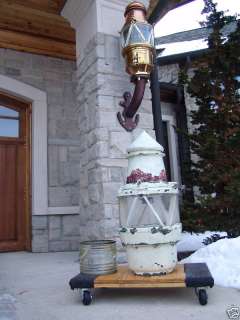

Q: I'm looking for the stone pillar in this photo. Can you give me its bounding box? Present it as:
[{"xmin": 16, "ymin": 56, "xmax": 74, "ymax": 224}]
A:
[{"xmin": 62, "ymin": 0, "xmax": 154, "ymax": 249}]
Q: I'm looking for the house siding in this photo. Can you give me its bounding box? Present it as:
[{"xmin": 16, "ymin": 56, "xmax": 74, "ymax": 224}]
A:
[{"xmin": 0, "ymin": 48, "xmax": 80, "ymax": 252}]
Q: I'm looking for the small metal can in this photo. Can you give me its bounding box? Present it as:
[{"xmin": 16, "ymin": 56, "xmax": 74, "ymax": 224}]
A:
[{"xmin": 80, "ymin": 240, "xmax": 117, "ymax": 275}]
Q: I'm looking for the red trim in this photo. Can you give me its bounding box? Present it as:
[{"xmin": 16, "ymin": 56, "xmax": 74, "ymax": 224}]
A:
[{"xmin": 126, "ymin": 168, "xmax": 167, "ymax": 184}]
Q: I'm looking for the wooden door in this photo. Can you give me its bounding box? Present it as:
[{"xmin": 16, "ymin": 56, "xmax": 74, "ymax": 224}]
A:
[{"xmin": 0, "ymin": 93, "xmax": 31, "ymax": 252}]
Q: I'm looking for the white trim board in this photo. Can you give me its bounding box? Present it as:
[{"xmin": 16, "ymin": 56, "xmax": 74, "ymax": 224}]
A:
[
  {"xmin": 0, "ymin": 75, "xmax": 48, "ymax": 215},
  {"xmin": 47, "ymin": 206, "xmax": 80, "ymax": 215}
]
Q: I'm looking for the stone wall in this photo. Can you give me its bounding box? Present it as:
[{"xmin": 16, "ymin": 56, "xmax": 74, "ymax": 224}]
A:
[
  {"xmin": 76, "ymin": 33, "xmax": 155, "ymax": 252},
  {"xmin": 0, "ymin": 48, "xmax": 80, "ymax": 252},
  {"xmin": 32, "ymin": 215, "xmax": 80, "ymax": 252}
]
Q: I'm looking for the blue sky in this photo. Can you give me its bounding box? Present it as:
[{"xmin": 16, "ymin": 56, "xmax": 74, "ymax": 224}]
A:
[{"xmin": 154, "ymin": 0, "xmax": 240, "ymax": 38}]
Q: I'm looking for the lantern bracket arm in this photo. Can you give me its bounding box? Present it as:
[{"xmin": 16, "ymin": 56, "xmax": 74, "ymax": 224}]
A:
[{"xmin": 117, "ymin": 77, "xmax": 147, "ymax": 132}]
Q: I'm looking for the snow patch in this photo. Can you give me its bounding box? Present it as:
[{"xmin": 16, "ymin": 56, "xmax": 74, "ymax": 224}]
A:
[
  {"xmin": 181, "ymin": 237, "xmax": 240, "ymax": 289},
  {"xmin": 177, "ymin": 231, "xmax": 227, "ymax": 252}
]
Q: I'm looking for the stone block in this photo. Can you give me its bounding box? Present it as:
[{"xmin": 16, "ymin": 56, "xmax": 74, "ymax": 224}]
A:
[
  {"xmin": 48, "ymin": 119, "xmax": 57, "ymax": 137},
  {"xmin": 49, "ymin": 240, "xmax": 71, "ymax": 252},
  {"xmin": 48, "ymin": 146, "xmax": 59, "ymax": 186},
  {"xmin": 79, "ymin": 170, "xmax": 88, "ymax": 188},
  {"xmin": 70, "ymin": 187, "xmax": 80, "ymax": 206},
  {"xmin": 96, "ymin": 33, "xmax": 105, "ymax": 46},
  {"xmin": 47, "ymin": 92, "xmax": 64, "ymax": 105},
  {"xmin": 141, "ymin": 99, "xmax": 153, "ymax": 113},
  {"xmin": 80, "ymin": 188, "xmax": 89, "ymax": 207},
  {"xmin": 48, "ymin": 216, "xmax": 61, "ymax": 229},
  {"xmin": 104, "ymin": 35, "xmax": 120, "ymax": 60},
  {"xmin": 59, "ymin": 147, "xmax": 68, "ymax": 162},
  {"xmin": 49, "ymin": 228, "xmax": 61, "ymax": 241},
  {"xmin": 49, "ymin": 216, "xmax": 61, "ymax": 241},
  {"xmin": 32, "ymin": 232, "xmax": 48, "ymax": 253},
  {"xmin": 79, "ymin": 150, "xmax": 88, "ymax": 167},
  {"xmin": 138, "ymin": 112, "xmax": 154, "ymax": 129},
  {"xmin": 103, "ymin": 218, "xmax": 118, "ymax": 238},
  {"xmin": 56, "ymin": 119, "xmax": 79, "ymax": 139},
  {"xmin": 97, "ymin": 111, "xmax": 118, "ymax": 128},
  {"xmin": 109, "ymin": 167, "xmax": 124, "ymax": 182},
  {"xmin": 109, "ymin": 131, "xmax": 131, "ymax": 158},
  {"xmin": 97, "ymin": 95, "xmax": 115, "ymax": 111},
  {"xmin": 68, "ymin": 146, "xmax": 80, "ymax": 161},
  {"xmin": 88, "ymin": 183, "xmax": 101, "ymax": 203},
  {"xmin": 88, "ymin": 167, "xmax": 108, "ymax": 184},
  {"xmin": 86, "ymin": 203, "xmax": 105, "ymax": 221},
  {"xmin": 88, "ymin": 128, "xmax": 109, "ymax": 147},
  {"xmin": 70, "ymin": 240, "xmax": 80, "ymax": 251},
  {"xmin": 48, "ymin": 104, "xmax": 64, "ymax": 120},
  {"xmin": 97, "ymin": 75, "xmax": 130, "ymax": 96},
  {"xmin": 104, "ymin": 204, "xmax": 115, "ymax": 219},
  {"xmin": 49, "ymin": 187, "xmax": 72, "ymax": 207},
  {"xmin": 88, "ymin": 142, "xmax": 109, "ymax": 161},
  {"xmin": 32, "ymin": 216, "xmax": 48, "ymax": 229},
  {"xmin": 111, "ymin": 205, "xmax": 120, "ymax": 219},
  {"xmin": 62, "ymin": 215, "xmax": 80, "ymax": 237},
  {"xmin": 19, "ymin": 76, "xmax": 45, "ymax": 90},
  {"xmin": 32, "ymin": 228, "xmax": 48, "ymax": 236},
  {"xmin": 102, "ymin": 182, "xmax": 121, "ymax": 204},
  {"xmin": 31, "ymin": 54, "xmax": 47, "ymax": 70},
  {"xmin": 4, "ymin": 57, "xmax": 26, "ymax": 69},
  {"xmin": 5, "ymin": 67, "xmax": 21, "ymax": 77},
  {"xmin": 97, "ymin": 158, "xmax": 128, "ymax": 168},
  {"xmin": 96, "ymin": 45, "xmax": 105, "ymax": 58},
  {"xmin": 59, "ymin": 162, "xmax": 79, "ymax": 186},
  {"xmin": 84, "ymin": 221, "xmax": 105, "ymax": 240}
]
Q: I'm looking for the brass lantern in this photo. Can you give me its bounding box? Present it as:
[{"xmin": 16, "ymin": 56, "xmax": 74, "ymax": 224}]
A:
[{"xmin": 120, "ymin": 2, "xmax": 154, "ymax": 78}]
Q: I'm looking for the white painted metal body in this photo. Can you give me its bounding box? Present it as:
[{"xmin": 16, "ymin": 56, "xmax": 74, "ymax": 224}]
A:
[
  {"xmin": 120, "ymin": 224, "xmax": 182, "ymax": 275},
  {"xmin": 118, "ymin": 131, "xmax": 182, "ymax": 275}
]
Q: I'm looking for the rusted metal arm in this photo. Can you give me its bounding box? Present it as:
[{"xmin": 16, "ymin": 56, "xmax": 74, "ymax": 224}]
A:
[{"xmin": 117, "ymin": 78, "xmax": 147, "ymax": 132}]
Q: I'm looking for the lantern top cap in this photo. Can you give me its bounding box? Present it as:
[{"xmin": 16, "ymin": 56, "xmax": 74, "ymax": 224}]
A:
[
  {"xmin": 124, "ymin": 1, "xmax": 147, "ymax": 17},
  {"xmin": 127, "ymin": 131, "xmax": 164, "ymax": 154}
]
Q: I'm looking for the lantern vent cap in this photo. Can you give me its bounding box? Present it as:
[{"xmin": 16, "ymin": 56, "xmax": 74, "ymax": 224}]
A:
[
  {"xmin": 127, "ymin": 131, "xmax": 164, "ymax": 154},
  {"xmin": 124, "ymin": 2, "xmax": 147, "ymax": 17}
]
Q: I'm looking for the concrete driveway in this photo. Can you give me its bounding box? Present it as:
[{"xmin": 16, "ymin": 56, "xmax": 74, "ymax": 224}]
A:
[{"xmin": 0, "ymin": 252, "xmax": 239, "ymax": 320}]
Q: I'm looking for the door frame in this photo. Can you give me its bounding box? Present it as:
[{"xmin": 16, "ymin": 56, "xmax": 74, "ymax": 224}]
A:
[{"xmin": 0, "ymin": 92, "xmax": 32, "ymax": 251}]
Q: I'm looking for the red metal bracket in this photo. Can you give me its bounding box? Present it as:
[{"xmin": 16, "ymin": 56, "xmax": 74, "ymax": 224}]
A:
[{"xmin": 117, "ymin": 78, "xmax": 147, "ymax": 132}]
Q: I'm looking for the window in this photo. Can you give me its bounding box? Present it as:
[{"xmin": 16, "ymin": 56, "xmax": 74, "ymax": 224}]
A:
[{"xmin": 0, "ymin": 106, "xmax": 19, "ymax": 138}]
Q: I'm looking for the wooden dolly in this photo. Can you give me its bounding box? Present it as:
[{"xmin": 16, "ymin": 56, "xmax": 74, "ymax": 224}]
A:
[{"xmin": 69, "ymin": 263, "xmax": 214, "ymax": 306}]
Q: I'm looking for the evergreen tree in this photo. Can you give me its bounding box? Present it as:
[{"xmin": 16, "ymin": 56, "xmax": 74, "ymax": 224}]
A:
[{"xmin": 180, "ymin": 0, "xmax": 240, "ymax": 234}]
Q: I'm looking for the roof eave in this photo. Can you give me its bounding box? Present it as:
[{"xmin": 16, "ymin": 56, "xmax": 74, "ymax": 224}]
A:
[{"xmin": 147, "ymin": 0, "xmax": 196, "ymax": 24}]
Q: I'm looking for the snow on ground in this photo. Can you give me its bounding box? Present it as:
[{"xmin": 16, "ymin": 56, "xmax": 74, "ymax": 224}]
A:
[
  {"xmin": 181, "ymin": 237, "xmax": 240, "ymax": 289},
  {"xmin": 177, "ymin": 231, "xmax": 227, "ymax": 252}
]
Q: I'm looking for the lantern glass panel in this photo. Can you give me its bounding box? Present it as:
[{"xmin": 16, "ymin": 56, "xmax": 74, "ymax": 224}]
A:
[
  {"xmin": 121, "ymin": 22, "xmax": 154, "ymax": 49},
  {"xmin": 119, "ymin": 193, "xmax": 179, "ymax": 228}
]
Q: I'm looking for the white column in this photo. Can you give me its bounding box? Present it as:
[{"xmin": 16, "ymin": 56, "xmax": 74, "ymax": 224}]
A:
[{"xmin": 62, "ymin": 0, "xmax": 149, "ymax": 61}]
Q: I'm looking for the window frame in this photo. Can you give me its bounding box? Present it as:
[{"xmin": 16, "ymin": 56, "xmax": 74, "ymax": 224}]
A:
[
  {"xmin": 0, "ymin": 93, "xmax": 27, "ymax": 142},
  {"xmin": 162, "ymin": 114, "xmax": 181, "ymax": 185}
]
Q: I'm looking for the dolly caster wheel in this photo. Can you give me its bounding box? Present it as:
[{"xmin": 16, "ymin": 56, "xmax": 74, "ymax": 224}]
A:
[
  {"xmin": 196, "ymin": 288, "xmax": 208, "ymax": 305},
  {"xmin": 81, "ymin": 290, "xmax": 92, "ymax": 306}
]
